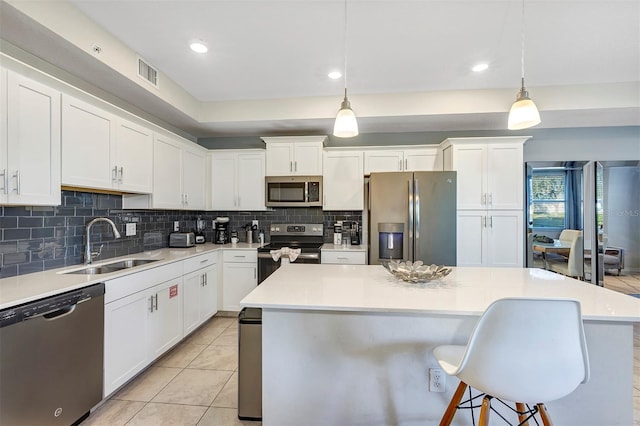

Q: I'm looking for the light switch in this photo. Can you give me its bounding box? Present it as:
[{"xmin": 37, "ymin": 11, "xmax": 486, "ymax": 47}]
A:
[{"xmin": 125, "ymin": 223, "xmax": 136, "ymax": 236}]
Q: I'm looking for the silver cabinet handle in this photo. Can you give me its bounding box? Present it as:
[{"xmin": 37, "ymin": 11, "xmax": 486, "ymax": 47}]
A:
[
  {"xmin": 185, "ymin": 193, "xmax": 189, "ymax": 205},
  {"xmin": 295, "ymin": 161, "xmax": 297, "ymax": 172},
  {"xmin": 149, "ymin": 295, "xmax": 154, "ymax": 312},
  {"xmin": 254, "ymin": 268, "xmax": 257, "ymax": 279},
  {"xmin": 154, "ymin": 294, "xmax": 158, "ymax": 311},
  {"xmin": 200, "ymin": 258, "xmax": 209, "ymax": 263},
  {"xmin": 13, "ymin": 171, "xmax": 20, "ymax": 194},
  {"xmin": 290, "ymin": 161, "xmax": 293, "ymax": 172},
  {"xmin": 489, "ymin": 216, "xmax": 493, "ymax": 227},
  {"xmin": 234, "ymin": 255, "xmax": 246, "ymax": 258},
  {"xmin": 201, "ymin": 274, "xmax": 204, "ymax": 286},
  {"xmin": 482, "ymin": 193, "xmax": 486, "ymax": 206},
  {"xmin": 238, "ymin": 196, "xmax": 241, "ymax": 207},
  {"xmin": 337, "ymin": 257, "xmax": 349, "ymax": 260},
  {"xmin": 482, "ymin": 216, "xmax": 486, "ymax": 228},
  {"xmin": 204, "ymin": 274, "xmax": 208, "ymax": 286},
  {"xmin": 323, "ymin": 194, "xmax": 326, "ymax": 207},
  {"xmin": 1, "ymin": 169, "xmax": 7, "ymax": 195},
  {"xmin": 405, "ymin": 158, "xmax": 408, "ymax": 171},
  {"xmin": 112, "ymin": 166, "xmax": 118, "ymax": 182},
  {"xmin": 118, "ymin": 167, "xmax": 124, "ymax": 183},
  {"xmin": 488, "ymin": 193, "xmax": 492, "ymax": 206},
  {"xmin": 399, "ymin": 159, "xmax": 402, "ymax": 171}
]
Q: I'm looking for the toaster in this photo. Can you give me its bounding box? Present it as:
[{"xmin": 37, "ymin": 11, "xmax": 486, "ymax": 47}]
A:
[{"xmin": 169, "ymin": 232, "xmax": 196, "ymax": 248}]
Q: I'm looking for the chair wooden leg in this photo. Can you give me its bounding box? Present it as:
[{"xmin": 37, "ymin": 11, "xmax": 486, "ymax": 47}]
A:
[
  {"xmin": 478, "ymin": 396, "xmax": 492, "ymax": 426},
  {"xmin": 515, "ymin": 402, "xmax": 529, "ymax": 426},
  {"xmin": 536, "ymin": 403, "xmax": 553, "ymax": 426},
  {"xmin": 439, "ymin": 381, "xmax": 468, "ymax": 426}
]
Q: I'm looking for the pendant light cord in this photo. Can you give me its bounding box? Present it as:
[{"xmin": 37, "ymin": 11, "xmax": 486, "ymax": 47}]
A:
[
  {"xmin": 343, "ymin": 0, "xmax": 348, "ymax": 96},
  {"xmin": 520, "ymin": 0, "xmax": 526, "ymax": 83}
]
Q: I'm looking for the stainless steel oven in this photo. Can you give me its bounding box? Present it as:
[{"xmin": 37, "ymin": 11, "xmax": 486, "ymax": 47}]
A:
[{"xmin": 257, "ymin": 223, "xmax": 324, "ymax": 283}]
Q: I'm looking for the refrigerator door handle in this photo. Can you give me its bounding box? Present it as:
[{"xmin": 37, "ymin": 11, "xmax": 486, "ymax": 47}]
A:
[
  {"xmin": 414, "ymin": 178, "xmax": 420, "ymax": 261},
  {"xmin": 408, "ymin": 178, "xmax": 414, "ymax": 261}
]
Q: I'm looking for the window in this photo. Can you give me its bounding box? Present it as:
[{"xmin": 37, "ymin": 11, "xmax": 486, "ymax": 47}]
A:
[{"xmin": 529, "ymin": 171, "xmax": 566, "ymax": 228}]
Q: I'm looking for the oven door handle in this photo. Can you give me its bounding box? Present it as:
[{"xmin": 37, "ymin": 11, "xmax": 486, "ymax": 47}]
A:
[{"xmin": 257, "ymin": 252, "xmax": 320, "ymax": 260}]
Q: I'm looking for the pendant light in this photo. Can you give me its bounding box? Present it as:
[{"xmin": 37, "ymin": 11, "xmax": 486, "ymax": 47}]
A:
[
  {"xmin": 508, "ymin": 0, "xmax": 541, "ymax": 130},
  {"xmin": 333, "ymin": 0, "xmax": 358, "ymax": 138}
]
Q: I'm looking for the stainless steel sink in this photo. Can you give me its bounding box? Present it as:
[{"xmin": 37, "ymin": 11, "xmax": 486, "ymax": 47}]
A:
[{"xmin": 63, "ymin": 258, "xmax": 160, "ymax": 275}]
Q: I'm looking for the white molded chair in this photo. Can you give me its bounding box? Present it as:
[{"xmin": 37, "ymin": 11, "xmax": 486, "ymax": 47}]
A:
[
  {"xmin": 434, "ymin": 298, "xmax": 590, "ymax": 426},
  {"xmin": 548, "ymin": 235, "xmax": 584, "ymax": 279}
]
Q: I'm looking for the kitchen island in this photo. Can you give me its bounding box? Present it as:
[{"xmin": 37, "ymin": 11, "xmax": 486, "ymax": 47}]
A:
[{"xmin": 241, "ymin": 264, "xmax": 640, "ymax": 426}]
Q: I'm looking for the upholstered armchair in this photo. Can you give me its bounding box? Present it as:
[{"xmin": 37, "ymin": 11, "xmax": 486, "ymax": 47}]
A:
[{"xmin": 603, "ymin": 247, "xmax": 625, "ymax": 276}]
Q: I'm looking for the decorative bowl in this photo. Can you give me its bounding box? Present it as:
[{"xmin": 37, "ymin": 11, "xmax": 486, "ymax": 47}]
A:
[{"xmin": 382, "ymin": 260, "xmax": 452, "ymax": 283}]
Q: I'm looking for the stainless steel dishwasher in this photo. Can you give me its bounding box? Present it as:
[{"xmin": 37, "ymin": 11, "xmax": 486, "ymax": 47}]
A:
[{"xmin": 0, "ymin": 283, "xmax": 105, "ymax": 426}]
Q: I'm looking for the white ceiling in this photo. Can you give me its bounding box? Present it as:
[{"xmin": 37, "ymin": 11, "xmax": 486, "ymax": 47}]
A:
[{"xmin": 1, "ymin": 0, "xmax": 639, "ymax": 138}]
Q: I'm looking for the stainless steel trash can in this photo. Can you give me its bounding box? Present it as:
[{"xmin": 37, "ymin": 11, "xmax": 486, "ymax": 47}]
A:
[{"xmin": 238, "ymin": 307, "xmax": 262, "ymax": 420}]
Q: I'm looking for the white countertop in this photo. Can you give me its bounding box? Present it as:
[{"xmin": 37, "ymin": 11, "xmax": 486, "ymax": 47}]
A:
[
  {"xmin": 321, "ymin": 244, "xmax": 366, "ymax": 252},
  {"xmin": 0, "ymin": 242, "xmax": 263, "ymax": 310},
  {"xmin": 241, "ymin": 264, "xmax": 640, "ymax": 322}
]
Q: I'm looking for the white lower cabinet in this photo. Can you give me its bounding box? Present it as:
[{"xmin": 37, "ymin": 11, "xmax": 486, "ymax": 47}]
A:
[
  {"xmin": 321, "ymin": 250, "xmax": 366, "ymax": 265},
  {"xmin": 457, "ymin": 210, "xmax": 523, "ymax": 267},
  {"xmin": 222, "ymin": 250, "xmax": 257, "ymax": 312},
  {"xmin": 183, "ymin": 253, "xmax": 218, "ymax": 335},
  {"xmin": 103, "ymin": 263, "xmax": 183, "ymax": 396}
]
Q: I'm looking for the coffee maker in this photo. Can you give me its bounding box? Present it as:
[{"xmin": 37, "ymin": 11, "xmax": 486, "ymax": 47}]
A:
[{"xmin": 214, "ymin": 217, "xmax": 230, "ymax": 244}]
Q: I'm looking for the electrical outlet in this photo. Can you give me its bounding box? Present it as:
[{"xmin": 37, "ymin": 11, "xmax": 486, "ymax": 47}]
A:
[
  {"xmin": 429, "ymin": 368, "xmax": 445, "ymax": 392},
  {"xmin": 252, "ymin": 220, "xmax": 259, "ymax": 227},
  {"xmin": 173, "ymin": 221, "xmax": 180, "ymax": 232},
  {"xmin": 125, "ymin": 223, "xmax": 136, "ymax": 236}
]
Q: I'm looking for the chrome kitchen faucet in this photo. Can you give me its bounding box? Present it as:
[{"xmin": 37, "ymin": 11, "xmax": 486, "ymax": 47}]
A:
[{"xmin": 85, "ymin": 217, "xmax": 121, "ymax": 264}]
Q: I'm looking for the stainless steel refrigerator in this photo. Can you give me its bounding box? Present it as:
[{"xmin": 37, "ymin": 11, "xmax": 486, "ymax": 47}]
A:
[{"xmin": 368, "ymin": 171, "xmax": 457, "ymax": 265}]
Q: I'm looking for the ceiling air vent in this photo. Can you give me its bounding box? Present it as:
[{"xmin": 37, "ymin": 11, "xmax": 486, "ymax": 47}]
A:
[{"xmin": 137, "ymin": 57, "xmax": 159, "ymax": 88}]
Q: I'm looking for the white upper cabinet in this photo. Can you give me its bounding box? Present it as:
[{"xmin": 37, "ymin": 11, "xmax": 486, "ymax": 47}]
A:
[
  {"xmin": 152, "ymin": 134, "xmax": 206, "ymax": 210},
  {"xmin": 262, "ymin": 136, "xmax": 325, "ymax": 176},
  {"xmin": 364, "ymin": 147, "xmax": 440, "ymax": 174},
  {"xmin": 211, "ymin": 150, "xmax": 265, "ymax": 211},
  {"xmin": 1, "ymin": 68, "xmax": 61, "ymax": 206},
  {"xmin": 441, "ymin": 137, "xmax": 529, "ymax": 210},
  {"xmin": 62, "ymin": 94, "xmax": 152, "ymax": 193},
  {"xmin": 323, "ymin": 150, "xmax": 364, "ymax": 211}
]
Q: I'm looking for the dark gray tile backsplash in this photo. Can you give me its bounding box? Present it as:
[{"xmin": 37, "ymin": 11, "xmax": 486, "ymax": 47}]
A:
[{"xmin": 0, "ymin": 190, "xmax": 362, "ymax": 278}]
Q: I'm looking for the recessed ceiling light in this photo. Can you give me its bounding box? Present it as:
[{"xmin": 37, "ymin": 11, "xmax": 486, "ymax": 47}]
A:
[
  {"xmin": 472, "ymin": 63, "xmax": 489, "ymax": 72},
  {"xmin": 190, "ymin": 42, "xmax": 208, "ymax": 54},
  {"xmin": 328, "ymin": 71, "xmax": 342, "ymax": 79}
]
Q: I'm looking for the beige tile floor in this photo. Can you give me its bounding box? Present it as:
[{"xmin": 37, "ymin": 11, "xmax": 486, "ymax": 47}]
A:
[
  {"xmin": 82, "ymin": 315, "xmax": 260, "ymax": 426},
  {"xmin": 84, "ymin": 273, "xmax": 640, "ymax": 426}
]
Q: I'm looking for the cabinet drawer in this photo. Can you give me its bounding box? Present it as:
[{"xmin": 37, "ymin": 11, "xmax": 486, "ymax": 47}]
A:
[
  {"xmin": 105, "ymin": 261, "xmax": 183, "ymax": 304},
  {"xmin": 223, "ymin": 250, "xmax": 257, "ymax": 263},
  {"xmin": 321, "ymin": 251, "xmax": 366, "ymax": 265},
  {"xmin": 183, "ymin": 252, "xmax": 218, "ymax": 273}
]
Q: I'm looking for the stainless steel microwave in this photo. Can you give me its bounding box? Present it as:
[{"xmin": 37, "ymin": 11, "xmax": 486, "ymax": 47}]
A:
[{"xmin": 265, "ymin": 176, "xmax": 322, "ymax": 207}]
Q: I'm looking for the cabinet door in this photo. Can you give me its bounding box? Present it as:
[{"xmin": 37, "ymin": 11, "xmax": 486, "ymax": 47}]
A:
[
  {"xmin": 486, "ymin": 210, "xmax": 523, "ymax": 267},
  {"xmin": 265, "ymin": 142, "xmax": 294, "ymax": 175},
  {"xmin": 293, "ymin": 141, "xmax": 323, "ymax": 175},
  {"xmin": 104, "ymin": 289, "xmax": 150, "ymax": 396},
  {"xmin": 114, "ymin": 119, "xmax": 153, "ymax": 193},
  {"xmin": 182, "ymin": 149, "xmax": 206, "ymax": 210},
  {"xmin": 153, "ymin": 136, "xmax": 183, "ymax": 209},
  {"xmin": 149, "ymin": 278, "xmax": 183, "ymax": 360},
  {"xmin": 364, "ymin": 150, "xmax": 403, "ymax": 174},
  {"xmin": 323, "ymin": 151, "xmax": 364, "ymax": 210},
  {"xmin": 61, "ymin": 95, "xmax": 114, "ymax": 190},
  {"xmin": 452, "ymin": 145, "xmax": 486, "ymax": 210},
  {"xmin": 183, "ymin": 270, "xmax": 204, "ymax": 335},
  {"xmin": 201, "ymin": 264, "xmax": 218, "ymax": 321},
  {"xmin": 456, "ymin": 211, "xmax": 486, "ymax": 267},
  {"xmin": 222, "ymin": 262, "xmax": 257, "ymax": 312},
  {"xmin": 404, "ymin": 148, "xmax": 439, "ymax": 171},
  {"xmin": 211, "ymin": 152, "xmax": 238, "ymax": 210},
  {"xmin": 486, "ymin": 144, "xmax": 523, "ymax": 210},
  {"xmin": 5, "ymin": 71, "xmax": 61, "ymax": 205},
  {"xmin": 237, "ymin": 152, "xmax": 266, "ymax": 210}
]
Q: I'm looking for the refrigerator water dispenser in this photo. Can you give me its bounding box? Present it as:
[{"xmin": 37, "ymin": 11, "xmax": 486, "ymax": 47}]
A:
[{"xmin": 378, "ymin": 223, "xmax": 404, "ymax": 260}]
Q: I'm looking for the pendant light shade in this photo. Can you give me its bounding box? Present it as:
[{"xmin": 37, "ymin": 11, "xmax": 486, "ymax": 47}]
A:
[
  {"xmin": 508, "ymin": 78, "xmax": 541, "ymax": 130},
  {"xmin": 334, "ymin": 89, "xmax": 359, "ymax": 137},
  {"xmin": 508, "ymin": 0, "xmax": 540, "ymax": 130},
  {"xmin": 333, "ymin": 0, "xmax": 358, "ymax": 138}
]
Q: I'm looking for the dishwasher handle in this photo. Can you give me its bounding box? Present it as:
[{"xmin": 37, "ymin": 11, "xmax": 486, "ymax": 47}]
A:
[{"xmin": 42, "ymin": 304, "xmax": 77, "ymax": 320}]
